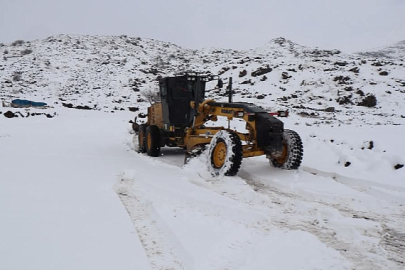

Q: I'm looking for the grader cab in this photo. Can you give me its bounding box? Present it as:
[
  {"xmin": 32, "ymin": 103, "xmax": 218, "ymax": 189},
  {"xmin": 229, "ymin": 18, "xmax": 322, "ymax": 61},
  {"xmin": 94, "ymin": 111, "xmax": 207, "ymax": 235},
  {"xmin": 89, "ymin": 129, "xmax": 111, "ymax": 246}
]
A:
[{"xmin": 136, "ymin": 73, "xmax": 303, "ymax": 177}]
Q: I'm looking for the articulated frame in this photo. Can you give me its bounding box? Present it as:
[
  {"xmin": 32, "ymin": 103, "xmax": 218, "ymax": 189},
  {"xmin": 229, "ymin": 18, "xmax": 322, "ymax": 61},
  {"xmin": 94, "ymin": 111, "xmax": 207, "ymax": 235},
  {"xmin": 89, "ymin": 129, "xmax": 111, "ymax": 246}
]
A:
[{"xmin": 183, "ymin": 99, "xmax": 268, "ymax": 158}]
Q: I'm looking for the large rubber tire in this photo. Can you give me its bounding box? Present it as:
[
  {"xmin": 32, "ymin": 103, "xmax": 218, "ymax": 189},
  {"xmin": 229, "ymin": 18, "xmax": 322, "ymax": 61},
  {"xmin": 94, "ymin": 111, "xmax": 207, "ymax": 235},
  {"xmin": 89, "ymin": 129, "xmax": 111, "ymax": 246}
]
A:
[
  {"xmin": 132, "ymin": 116, "xmax": 139, "ymax": 132},
  {"xmin": 269, "ymin": 129, "xmax": 303, "ymax": 170},
  {"xmin": 207, "ymin": 130, "xmax": 243, "ymax": 177},
  {"xmin": 138, "ymin": 124, "xmax": 147, "ymax": 153},
  {"xmin": 145, "ymin": 125, "xmax": 160, "ymax": 157}
]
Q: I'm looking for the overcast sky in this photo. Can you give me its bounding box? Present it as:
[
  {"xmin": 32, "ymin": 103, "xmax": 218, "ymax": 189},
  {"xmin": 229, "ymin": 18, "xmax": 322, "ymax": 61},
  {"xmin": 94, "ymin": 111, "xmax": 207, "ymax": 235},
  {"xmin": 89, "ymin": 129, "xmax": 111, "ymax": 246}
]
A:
[{"xmin": 1, "ymin": 0, "xmax": 404, "ymax": 52}]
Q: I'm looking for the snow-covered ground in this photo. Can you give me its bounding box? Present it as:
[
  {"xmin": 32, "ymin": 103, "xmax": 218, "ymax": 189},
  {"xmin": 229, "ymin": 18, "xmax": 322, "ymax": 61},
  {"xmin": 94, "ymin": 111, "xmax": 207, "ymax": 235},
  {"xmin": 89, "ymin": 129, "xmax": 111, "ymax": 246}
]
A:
[
  {"xmin": 1, "ymin": 35, "xmax": 404, "ymax": 269},
  {"xmin": 0, "ymin": 105, "xmax": 404, "ymax": 270}
]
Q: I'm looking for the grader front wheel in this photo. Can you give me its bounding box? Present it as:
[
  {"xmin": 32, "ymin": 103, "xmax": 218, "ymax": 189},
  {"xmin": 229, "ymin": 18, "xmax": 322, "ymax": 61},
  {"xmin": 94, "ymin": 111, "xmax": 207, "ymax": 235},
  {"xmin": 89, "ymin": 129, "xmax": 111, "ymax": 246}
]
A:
[
  {"xmin": 212, "ymin": 141, "xmax": 227, "ymax": 168},
  {"xmin": 207, "ymin": 130, "xmax": 243, "ymax": 177}
]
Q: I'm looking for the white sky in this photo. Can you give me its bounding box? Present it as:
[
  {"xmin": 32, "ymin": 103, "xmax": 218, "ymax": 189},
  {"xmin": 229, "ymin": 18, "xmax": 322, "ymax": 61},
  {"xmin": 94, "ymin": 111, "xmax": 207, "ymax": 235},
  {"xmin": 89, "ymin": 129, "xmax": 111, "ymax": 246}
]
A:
[{"xmin": 1, "ymin": 0, "xmax": 404, "ymax": 52}]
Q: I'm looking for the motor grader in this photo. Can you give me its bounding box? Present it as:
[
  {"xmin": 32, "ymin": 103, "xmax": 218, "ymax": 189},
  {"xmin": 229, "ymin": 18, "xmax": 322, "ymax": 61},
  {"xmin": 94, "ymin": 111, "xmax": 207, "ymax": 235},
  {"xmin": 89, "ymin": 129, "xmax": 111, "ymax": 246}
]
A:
[{"xmin": 135, "ymin": 73, "xmax": 303, "ymax": 176}]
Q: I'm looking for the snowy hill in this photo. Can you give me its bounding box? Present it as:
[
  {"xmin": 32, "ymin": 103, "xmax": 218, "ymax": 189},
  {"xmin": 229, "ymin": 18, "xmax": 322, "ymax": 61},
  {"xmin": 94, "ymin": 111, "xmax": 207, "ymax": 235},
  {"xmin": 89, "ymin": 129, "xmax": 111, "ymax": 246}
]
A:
[
  {"xmin": 357, "ymin": 40, "xmax": 405, "ymax": 59},
  {"xmin": 1, "ymin": 35, "xmax": 405, "ymax": 270},
  {"xmin": 1, "ymin": 34, "xmax": 405, "ymax": 125}
]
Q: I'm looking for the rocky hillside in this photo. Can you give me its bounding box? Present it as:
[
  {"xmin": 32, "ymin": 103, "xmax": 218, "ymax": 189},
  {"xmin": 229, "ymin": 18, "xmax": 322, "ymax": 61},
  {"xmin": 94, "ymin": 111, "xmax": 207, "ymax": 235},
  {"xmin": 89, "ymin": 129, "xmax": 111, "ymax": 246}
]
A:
[
  {"xmin": 357, "ymin": 40, "xmax": 405, "ymax": 59},
  {"xmin": 1, "ymin": 35, "xmax": 404, "ymax": 125}
]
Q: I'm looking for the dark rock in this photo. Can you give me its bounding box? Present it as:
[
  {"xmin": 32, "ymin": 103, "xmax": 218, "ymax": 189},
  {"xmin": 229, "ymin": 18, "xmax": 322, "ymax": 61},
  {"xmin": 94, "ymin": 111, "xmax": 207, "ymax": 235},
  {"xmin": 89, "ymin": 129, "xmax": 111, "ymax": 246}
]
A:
[
  {"xmin": 394, "ymin": 164, "xmax": 404, "ymax": 170},
  {"xmin": 336, "ymin": 96, "xmax": 353, "ymax": 105},
  {"xmin": 344, "ymin": 162, "xmax": 351, "ymax": 167},
  {"xmin": 349, "ymin": 67, "xmax": 360, "ymax": 74},
  {"xmin": 128, "ymin": 107, "xmax": 139, "ymax": 112},
  {"xmin": 21, "ymin": 49, "xmax": 33, "ymax": 56},
  {"xmin": 333, "ymin": 76, "xmax": 351, "ymax": 85},
  {"xmin": 218, "ymin": 67, "xmax": 230, "ymax": 75},
  {"xmin": 358, "ymin": 95, "xmax": 377, "ymax": 107},
  {"xmin": 325, "ymin": 107, "xmax": 335, "ymax": 112},
  {"xmin": 237, "ymin": 58, "xmax": 250, "ymax": 64},
  {"xmin": 334, "ymin": 61, "xmax": 348, "ymax": 66},
  {"xmin": 281, "ymin": 72, "xmax": 291, "ymax": 80},
  {"xmin": 368, "ymin": 141, "xmax": 374, "ymax": 150},
  {"xmin": 344, "ymin": 86, "xmax": 353, "ymax": 91},
  {"xmin": 379, "ymin": 71, "xmax": 389, "ymax": 76},
  {"xmin": 256, "ymin": 95, "xmax": 265, "ymax": 99},
  {"xmin": 260, "ymin": 75, "xmax": 267, "ymax": 81},
  {"xmin": 251, "ymin": 66, "xmax": 272, "ymax": 77},
  {"xmin": 305, "ymin": 49, "xmax": 341, "ymax": 57},
  {"xmin": 76, "ymin": 105, "xmax": 92, "ymax": 110},
  {"xmin": 62, "ymin": 103, "xmax": 73, "ymax": 108},
  {"xmin": 239, "ymin": 70, "xmax": 247, "ymax": 77},
  {"xmin": 356, "ymin": 89, "xmax": 365, "ymax": 96},
  {"xmin": 371, "ymin": 61, "xmax": 384, "ymax": 67},
  {"xmin": 4, "ymin": 111, "xmax": 15, "ymax": 118}
]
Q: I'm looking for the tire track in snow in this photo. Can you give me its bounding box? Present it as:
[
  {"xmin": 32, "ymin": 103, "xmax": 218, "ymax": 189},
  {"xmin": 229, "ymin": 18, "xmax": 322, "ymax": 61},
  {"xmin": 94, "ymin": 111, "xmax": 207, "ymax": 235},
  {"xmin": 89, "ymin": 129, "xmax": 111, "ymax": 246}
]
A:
[
  {"xmin": 189, "ymin": 171, "xmax": 371, "ymax": 269},
  {"xmin": 234, "ymin": 171, "xmax": 387, "ymax": 270},
  {"xmin": 237, "ymin": 169, "xmax": 405, "ymax": 270},
  {"xmin": 131, "ymin": 139, "xmax": 404, "ymax": 269},
  {"xmin": 115, "ymin": 170, "xmax": 188, "ymax": 270},
  {"xmin": 302, "ymin": 166, "xmax": 405, "ymax": 205},
  {"xmin": 302, "ymin": 166, "xmax": 405, "ymax": 267}
]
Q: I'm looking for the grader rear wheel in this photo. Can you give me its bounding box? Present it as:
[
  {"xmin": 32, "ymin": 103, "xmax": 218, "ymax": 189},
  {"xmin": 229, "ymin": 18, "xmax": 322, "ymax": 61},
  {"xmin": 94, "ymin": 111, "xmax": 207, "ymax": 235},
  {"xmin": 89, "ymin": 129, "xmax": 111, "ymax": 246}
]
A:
[
  {"xmin": 138, "ymin": 124, "xmax": 147, "ymax": 153},
  {"xmin": 145, "ymin": 125, "xmax": 160, "ymax": 157},
  {"xmin": 269, "ymin": 129, "xmax": 303, "ymax": 170}
]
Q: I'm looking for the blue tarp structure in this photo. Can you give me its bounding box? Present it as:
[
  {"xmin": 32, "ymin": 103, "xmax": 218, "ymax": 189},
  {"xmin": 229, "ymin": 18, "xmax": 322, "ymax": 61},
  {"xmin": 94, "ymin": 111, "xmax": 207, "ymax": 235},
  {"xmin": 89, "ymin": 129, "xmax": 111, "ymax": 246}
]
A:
[{"xmin": 11, "ymin": 99, "xmax": 47, "ymax": 107}]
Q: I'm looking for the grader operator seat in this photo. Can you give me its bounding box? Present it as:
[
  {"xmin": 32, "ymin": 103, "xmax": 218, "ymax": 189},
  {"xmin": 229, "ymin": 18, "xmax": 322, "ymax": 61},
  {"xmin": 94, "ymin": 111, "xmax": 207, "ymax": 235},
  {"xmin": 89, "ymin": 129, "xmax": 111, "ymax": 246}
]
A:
[{"xmin": 159, "ymin": 74, "xmax": 207, "ymax": 130}]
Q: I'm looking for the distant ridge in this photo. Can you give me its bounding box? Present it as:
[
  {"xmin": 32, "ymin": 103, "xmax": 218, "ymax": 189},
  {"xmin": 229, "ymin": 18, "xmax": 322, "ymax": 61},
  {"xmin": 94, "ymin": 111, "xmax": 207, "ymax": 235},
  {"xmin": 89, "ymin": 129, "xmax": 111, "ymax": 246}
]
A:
[{"xmin": 357, "ymin": 40, "xmax": 405, "ymax": 59}]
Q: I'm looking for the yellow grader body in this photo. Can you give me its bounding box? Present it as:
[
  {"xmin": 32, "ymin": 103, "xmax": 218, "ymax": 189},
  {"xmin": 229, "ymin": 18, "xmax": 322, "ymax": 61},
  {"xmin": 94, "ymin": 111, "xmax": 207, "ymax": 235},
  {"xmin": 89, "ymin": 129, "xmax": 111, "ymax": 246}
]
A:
[{"xmin": 136, "ymin": 74, "xmax": 302, "ymax": 176}]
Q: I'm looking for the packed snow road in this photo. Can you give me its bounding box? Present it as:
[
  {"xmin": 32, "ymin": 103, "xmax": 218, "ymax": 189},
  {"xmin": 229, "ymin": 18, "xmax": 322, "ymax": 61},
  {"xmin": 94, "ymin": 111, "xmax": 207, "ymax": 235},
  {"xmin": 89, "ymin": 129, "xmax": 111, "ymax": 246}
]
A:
[
  {"xmin": 1, "ymin": 108, "xmax": 404, "ymax": 270},
  {"xmin": 118, "ymin": 123, "xmax": 405, "ymax": 269}
]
